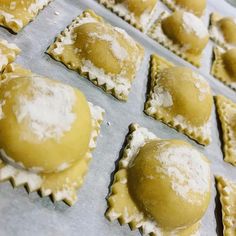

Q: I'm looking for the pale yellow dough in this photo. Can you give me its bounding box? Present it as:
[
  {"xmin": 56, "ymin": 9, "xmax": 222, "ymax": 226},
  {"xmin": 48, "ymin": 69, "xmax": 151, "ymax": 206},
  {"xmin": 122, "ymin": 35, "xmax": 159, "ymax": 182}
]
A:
[
  {"xmin": 216, "ymin": 176, "xmax": 236, "ymax": 236},
  {"xmin": 209, "ymin": 12, "xmax": 236, "ymax": 50},
  {"xmin": 145, "ymin": 54, "xmax": 213, "ymax": 145},
  {"xmin": 215, "ymin": 95, "xmax": 236, "ymax": 166},
  {"xmin": 148, "ymin": 11, "xmax": 209, "ymax": 67},
  {"xmin": 99, "ymin": 0, "xmax": 158, "ymax": 31},
  {"xmin": 211, "ymin": 47, "xmax": 236, "ymax": 91},
  {"xmin": 160, "ymin": 0, "xmax": 206, "ymax": 16},
  {"xmin": 0, "ymin": 0, "xmax": 52, "ymax": 32},
  {"xmin": 106, "ymin": 123, "xmax": 211, "ymax": 235},
  {"xmin": 0, "ymin": 64, "xmax": 104, "ymax": 205},
  {"xmin": 47, "ymin": 9, "xmax": 144, "ymax": 101},
  {"xmin": 0, "ymin": 39, "xmax": 20, "ymax": 72}
]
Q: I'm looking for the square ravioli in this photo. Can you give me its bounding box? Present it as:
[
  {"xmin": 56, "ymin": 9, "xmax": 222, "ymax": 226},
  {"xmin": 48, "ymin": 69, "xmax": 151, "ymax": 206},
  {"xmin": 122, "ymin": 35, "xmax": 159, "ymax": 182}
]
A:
[
  {"xmin": 215, "ymin": 95, "xmax": 236, "ymax": 166},
  {"xmin": 148, "ymin": 11, "xmax": 209, "ymax": 67},
  {"xmin": 0, "ymin": 64, "xmax": 105, "ymax": 206},
  {"xmin": 211, "ymin": 47, "xmax": 236, "ymax": 91},
  {"xmin": 98, "ymin": 0, "xmax": 158, "ymax": 32},
  {"xmin": 160, "ymin": 0, "xmax": 206, "ymax": 17},
  {"xmin": 47, "ymin": 9, "xmax": 144, "ymax": 101},
  {"xmin": 106, "ymin": 123, "xmax": 211, "ymax": 235},
  {"xmin": 209, "ymin": 12, "xmax": 236, "ymax": 50},
  {"xmin": 144, "ymin": 54, "xmax": 213, "ymax": 145},
  {"xmin": 0, "ymin": 0, "xmax": 52, "ymax": 33},
  {"xmin": 0, "ymin": 39, "xmax": 20, "ymax": 72},
  {"xmin": 216, "ymin": 176, "xmax": 236, "ymax": 235}
]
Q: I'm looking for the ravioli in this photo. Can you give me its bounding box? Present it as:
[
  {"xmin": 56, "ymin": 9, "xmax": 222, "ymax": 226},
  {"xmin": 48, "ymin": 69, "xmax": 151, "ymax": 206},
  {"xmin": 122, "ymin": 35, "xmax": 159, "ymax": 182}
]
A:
[
  {"xmin": 0, "ymin": 39, "xmax": 20, "ymax": 72},
  {"xmin": 211, "ymin": 47, "xmax": 236, "ymax": 91},
  {"xmin": 209, "ymin": 12, "xmax": 236, "ymax": 50},
  {"xmin": 0, "ymin": 0, "xmax": 52, "ymax": 33},
  {"xmin": 47, "ymin": 9, "xmax": 144, "ymax": 101},
  {"xmin": 99, "ymin": 0, "xmax": 158, "ymax": 31},
  {"xmin": 106, "ymin": 123, "xmax": 211, "ymax": 235},
  {"xmin": 161, "ymin": 0, "xmax": 206, "ymax": 16},
  {"xmin": 215, "ymin": 95, "xmax": 236, "ymax": 166},
  {"xmin": 148, "ymin": 10, "xmax": 209, "ymax": 67},
  {"xmin": 216, "ymin": 176, "xmax": 236, "ymax": 236},
  {"xmin": 145, "ymin": 54, "xmax": 213, "ymax": 145},
  {"xmin": 0, "ymin": 65, "xmax": 104, "ymax": 205}
]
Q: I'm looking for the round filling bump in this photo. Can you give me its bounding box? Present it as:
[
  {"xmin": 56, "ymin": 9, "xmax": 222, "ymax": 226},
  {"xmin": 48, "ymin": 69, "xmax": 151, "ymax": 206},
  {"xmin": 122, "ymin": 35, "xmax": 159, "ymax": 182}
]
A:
[
  {"xmin": 0, "ymin": 76, "xmax": 92, "ymax": 173},
  {"xmin": 161, "ymin": 11, "xmax": 209, "ymax": 54},
  {"xmin": 127, "ymin": 139, "xmax": 211, "ymax": 230}
]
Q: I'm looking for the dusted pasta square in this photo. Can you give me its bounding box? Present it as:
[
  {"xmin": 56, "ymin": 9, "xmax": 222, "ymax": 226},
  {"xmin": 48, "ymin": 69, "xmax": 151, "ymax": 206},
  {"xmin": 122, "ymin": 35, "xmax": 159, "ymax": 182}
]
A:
[
  {"xmin": 0, "ymin": 0, "xmax": 53, "ymax": 32},
  {"xmin": 47, "ymin": 10, "xmax": 144, "ymax": 101}
]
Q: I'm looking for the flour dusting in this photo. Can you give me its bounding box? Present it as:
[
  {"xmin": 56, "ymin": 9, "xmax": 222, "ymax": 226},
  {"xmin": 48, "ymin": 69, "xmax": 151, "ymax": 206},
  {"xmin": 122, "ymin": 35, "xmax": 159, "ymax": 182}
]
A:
[
  {"xmin": 182, "ymin": 12, "xmax": 208, "ymax": 38},
  {"xmin": 14, "ymin": 76, "xmax": 76, "ymax": 141}
]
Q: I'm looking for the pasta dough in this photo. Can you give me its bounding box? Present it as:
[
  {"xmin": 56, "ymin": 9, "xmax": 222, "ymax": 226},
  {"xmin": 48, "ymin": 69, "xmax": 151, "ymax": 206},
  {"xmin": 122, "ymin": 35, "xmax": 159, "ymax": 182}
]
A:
[
  {"xmin": 145, "ymin": 54, "xmax": 213, "ymax": 145},
  {"xmin": 161, "ymin": 0, "xmax": 206, "ymax": 16},
  {"xmin": 0, "ymin": 0, "xmax": 52, "ymax": 32},
  {"xmin": 0, "ymin": 65, "xmax": 105, "ymax": 205},
  {"xmin": 47, "ymin": 9, "xmax": 144, "ymax": 101},
  {"xmin": 99, "ymin": 0, "xmax": 158, "ymax": 31},
  {"xmin": 209, "ymin": 12, "xmax": 236, "ymax": 49},
  {"xmin": 0, "ymin": 39, "xmax": 20, "ymax": 72},
  {"xmin": 148, "ymin": 11, "xmax": 209, "ymax": 67},
  {"xmin": 106, "ymin": 124, "xmax": 211, "ymax": 235},
  {"xmin": 211, "ymin": 47, "xmax": 236, "ymax": 91},
  {"xmin": 216, "ymin": 176, "xmax": 236, "ymax": 235},
  {"xmin": 215, "ymin": 95, "xmax": 236, "ymax": 166}
]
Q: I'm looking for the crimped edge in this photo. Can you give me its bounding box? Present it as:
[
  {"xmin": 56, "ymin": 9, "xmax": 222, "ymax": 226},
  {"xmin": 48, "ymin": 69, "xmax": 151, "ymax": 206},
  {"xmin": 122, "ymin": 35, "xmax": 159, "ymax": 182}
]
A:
[
  {"xmin": 215, "ymin": 95, "xmax": 236, "ymax": 166},
  {"xmin": 47, "ymin": 9, "xmax": 144, "ymax": 101},
  {"xmin": 215, "ymin": 176, "xmax": 236, "ymax": 235},
  {"xmin": 98, "ymin": 0, "xmax": 158, "ymax": 32},
  {"xmin": 144, "ymin": 54, "xmax": 212, "ymax": 146},
  {"xmin": 148, "ymin": 12, "xmax": 201, "ymax": 68},
  {"xmin": 106, "ymin": 123, "xmax": 159, "ymax": 235},
  {"xmin": 211, "ymin": 47, "xmax": 236, "ymax": 91},
  {"xmin": 0, "ymin": 39, "xmax": 21, "ymax": 72}
]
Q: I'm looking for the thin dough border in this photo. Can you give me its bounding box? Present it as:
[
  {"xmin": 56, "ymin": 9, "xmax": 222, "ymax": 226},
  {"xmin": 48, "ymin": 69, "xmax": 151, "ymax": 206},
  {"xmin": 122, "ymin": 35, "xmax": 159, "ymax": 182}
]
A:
[
  {"xmin": 216, "ymin": 176, "xmax": 236, "ymax": 235},
  {"xmin": 215, "ymin": 95, "xmax": 236, "ymax": 166},
  {"xmin": 0, "ymin": 39, "xmax": 20, "ymax": 73}
]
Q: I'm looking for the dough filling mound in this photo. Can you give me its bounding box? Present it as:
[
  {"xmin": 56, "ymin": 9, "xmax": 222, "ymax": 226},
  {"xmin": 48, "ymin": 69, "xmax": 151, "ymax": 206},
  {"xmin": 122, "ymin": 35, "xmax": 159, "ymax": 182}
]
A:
[
  {"xmin": 106, "ymin": 124, "xmax": 211, "ymax": 235},
  {"xmin": 148, "ymin": 11, "xmax": 209, "ymax": 67},
  {"xmin": 0, "ymin": 68, "xmax": 104, "ymax": 205}
]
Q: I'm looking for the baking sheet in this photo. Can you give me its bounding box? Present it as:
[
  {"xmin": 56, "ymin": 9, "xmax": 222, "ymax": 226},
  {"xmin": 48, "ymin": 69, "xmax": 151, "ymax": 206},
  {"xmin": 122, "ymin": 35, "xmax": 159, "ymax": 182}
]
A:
[{"xmin": 0, "ymin": 0, "xmax": 235, "ymax": 235}]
